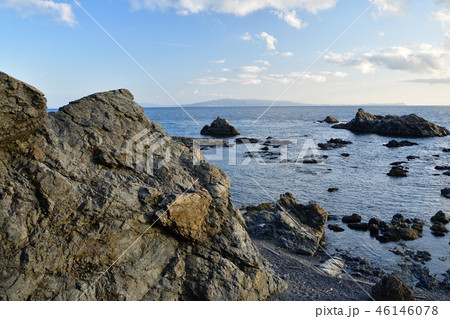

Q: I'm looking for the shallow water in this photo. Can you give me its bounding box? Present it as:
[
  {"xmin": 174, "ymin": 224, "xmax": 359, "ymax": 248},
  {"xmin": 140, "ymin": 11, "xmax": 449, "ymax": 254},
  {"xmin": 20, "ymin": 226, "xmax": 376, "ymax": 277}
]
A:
[{"xmin": 145, "ymin": 105, "xmax": 450, "ymax": 278}]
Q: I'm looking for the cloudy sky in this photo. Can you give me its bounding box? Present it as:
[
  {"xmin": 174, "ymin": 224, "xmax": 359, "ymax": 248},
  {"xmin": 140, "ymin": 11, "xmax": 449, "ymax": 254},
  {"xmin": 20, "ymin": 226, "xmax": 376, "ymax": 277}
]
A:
[{"xmin": 1, "ymin": 0, "xmax": 450, "ymax": 107}]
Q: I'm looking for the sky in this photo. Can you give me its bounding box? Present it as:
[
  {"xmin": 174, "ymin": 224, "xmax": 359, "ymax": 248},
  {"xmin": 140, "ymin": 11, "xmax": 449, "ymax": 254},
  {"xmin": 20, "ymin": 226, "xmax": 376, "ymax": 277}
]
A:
[{"xmin": 1, "ymin": 0, "xmax": 450, "ymax": 107}]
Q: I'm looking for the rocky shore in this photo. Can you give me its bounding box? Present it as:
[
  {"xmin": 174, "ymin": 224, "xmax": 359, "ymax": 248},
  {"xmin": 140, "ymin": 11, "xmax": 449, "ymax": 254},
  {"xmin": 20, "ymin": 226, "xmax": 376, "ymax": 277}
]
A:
[{"xmin": 0, "ymin": 72, "xmax": 285, "ymax": 301}]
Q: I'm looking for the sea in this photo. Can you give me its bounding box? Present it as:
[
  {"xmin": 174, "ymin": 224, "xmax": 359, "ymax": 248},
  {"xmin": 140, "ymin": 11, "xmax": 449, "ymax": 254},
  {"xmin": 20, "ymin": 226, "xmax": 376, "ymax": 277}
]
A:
[{"xmin": 144, "ymin": 105, "xmax": 450, "ymax": 281}]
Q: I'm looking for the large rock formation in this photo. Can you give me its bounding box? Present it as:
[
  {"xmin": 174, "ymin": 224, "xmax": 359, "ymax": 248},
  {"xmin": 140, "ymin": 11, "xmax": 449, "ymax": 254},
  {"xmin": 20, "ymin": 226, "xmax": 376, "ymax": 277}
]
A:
[
  {"xmin": 0, "ymin": 72, "xmax": 285, "ymax": 301},
  {"xmin": 333, "ymin": 108, "xmax": 450, "ymax": 137},
  {"xmin": 243, "ymin": 193, "xmax": 328, "ymax": 256},
  {"xmin": 200, "ymin": 117, "xmax": 240, "ymax": 137}
]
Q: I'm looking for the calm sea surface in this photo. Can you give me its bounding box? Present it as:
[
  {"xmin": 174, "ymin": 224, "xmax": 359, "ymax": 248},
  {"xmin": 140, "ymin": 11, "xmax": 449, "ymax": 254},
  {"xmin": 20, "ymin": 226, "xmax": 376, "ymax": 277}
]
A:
[{"xmin": 145, "ymin": 105, "xmax": 450, "ymax": 279}]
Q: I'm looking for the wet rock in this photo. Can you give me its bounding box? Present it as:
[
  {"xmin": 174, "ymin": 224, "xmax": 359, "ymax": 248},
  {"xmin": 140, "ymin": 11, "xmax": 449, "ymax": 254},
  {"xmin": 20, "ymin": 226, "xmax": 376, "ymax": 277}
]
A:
[
  {"xmin": 431, "ymin": 222, "xmax": 449, "ymax": 233},
  {"xmin": 245, "ymin": 203, "xmax": 273, "ymax": 212},
  {"xmin": 333, "ymin": 108, "xmax": 450, "ymax": 138},
  {"xmin": 200, "ymin": 116, "xmax": 240, "ymax": 137},
  {"xmin": 412, "ymin": 251, "xmax": 432, "ymax": 262},
  {"xmin": 387, "ymin": 166, "xmax": 408, "ymax": 177},
  {"xmin": 302, "ymin": 155, "xmax": 324, "ymax": 164},
  {"xmin": 390, "ymin": 161, "xmax": 407, "ymax": 166},
  {"xmin": 435, "ymin": 165, "xmax": 450, "ymax": 170},
  {"xmin": 384, "ymin": 140, "xmax": 419, "ymax": 148},
  {"xmin": 431, "ymin": 211, "xmax": 449, "ymax": 224},
  {"xmin": 341, "ymin": 153, "xmax": 350, "ymax": 157},
  {"xmin": 371, "ymin": 275, "xmax": 415, "ymax": 301},
  {"xmin": 342, "ymin": 214, "xmax": 361, "ymax": 224},
  {"xmin": 347, "ymin": 223, "xmax": 369, "ymax": 231},
  {"xmin": 406, "ymin": 155, "xmax": 420, "ymax": 160},
  {"xmin": 328, "ymin": 224, "xmax": 345, "ymax": 232},
  {"xmin": 318, "ymin": 138, "xmax": 353, "ymax": 150},
  {"xmin": 444, "ymin": 148, "xmax": 450, "ymax": 153},
  {"xmin": 235, "ymin": 137, "xmax": 261, "ymax": 144},
  {"xmin": 327, "ymin": 188, "xmax": 339, "ymax": 192},
  {"xmin": 442, "ymin": 188, "xmax": 450, "ymax": 198},
  {"xmin": 0, "ymin": 72, "xmax": 285, "ymax": 301},
  {"xmin": 443, "ymin": 171, "xmax": 450, "ymax": 176},
  {"xmin": 376, "ymin": 214, "xmax": 423, "ymax": 243},
  {"xmin": 244, "ymin": 193, "xmax": 328, "ymax": 256}
]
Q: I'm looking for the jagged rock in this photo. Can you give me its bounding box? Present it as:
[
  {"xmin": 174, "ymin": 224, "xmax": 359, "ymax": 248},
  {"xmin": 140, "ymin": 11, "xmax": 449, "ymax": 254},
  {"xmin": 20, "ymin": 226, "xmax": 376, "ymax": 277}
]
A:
[
  {"xmin": 333, "ymin": 108, "xmax": 450, "ymax": 138},
  {"xmin": 442, "ymin": 188, "xmax": 450, "ymax": 198},
  {"xmin": 384, "ymin": 140, "xmax": 418, "ymax": 148},
  {"xmin": 318, "ymin": 138, "xmax": 352, "ymax": 150},
  {"xmin": 376, "ymin": 214, "xmax": 423, "ymax": 243},
  {"xmin": 200, "ymin": 116, "xmax": 240, "ymax": 137},
  {"xmin": 431, "ymin": 211, "xmax": 449, "ymax": 224},
  {"xmin": 244, "ymin": 193, "xmax": 328, "ymax": 255},
  {"xmin": 0, "ymin": 72, "xmax": 47, "ymax": 146},
  {"xmin": 371, "ymin": 275, "xmax": 415, "ymax": 301},
  {"xmin": 0, "ymin": 72, "xmax": 285, "ymax": 301},
  {"xmin": 342, "ymin": 214, "xmax": 361, "ymax": 224}
]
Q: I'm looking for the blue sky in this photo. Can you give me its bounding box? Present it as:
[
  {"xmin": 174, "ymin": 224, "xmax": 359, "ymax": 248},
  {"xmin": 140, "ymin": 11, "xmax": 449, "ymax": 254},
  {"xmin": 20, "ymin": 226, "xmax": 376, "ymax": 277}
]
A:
[{"xmin": 1, "ymin": 0, "xmax": 450, "ymax": 107}]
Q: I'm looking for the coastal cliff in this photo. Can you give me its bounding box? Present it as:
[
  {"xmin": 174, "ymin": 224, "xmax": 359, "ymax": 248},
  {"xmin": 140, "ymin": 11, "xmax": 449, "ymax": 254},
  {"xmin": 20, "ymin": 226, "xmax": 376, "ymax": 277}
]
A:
[{"xmin": 0, "ymin": 72, "xmax": 285, "ymax": 300}]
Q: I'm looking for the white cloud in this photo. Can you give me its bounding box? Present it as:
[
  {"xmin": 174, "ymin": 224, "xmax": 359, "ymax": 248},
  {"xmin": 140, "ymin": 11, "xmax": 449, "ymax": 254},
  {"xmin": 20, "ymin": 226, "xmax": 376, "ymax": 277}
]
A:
[
  {"xmin": 281, "ymin": 51, "xmax": 294, "ymax": 57},
  {"xmin": 371, "ymin": 0, "xmax": 409, "ymax": 18},
  {"xmin": 193, "ymin": 89, "xmax": 199, "ymax": 94},
  {"xmin": 258, "ymin": 32, "xmax": 278, "ymax": 50},
  {"xmin": 406, "ymin": 77, "xmax": 450, "ymax": 85},
  {"xmin": 130, "ymin": 0, "xmax": 337, "ymax": 15},
  {"xmin": 325, "ymin": 44, "xmax": 450, "ymax": 76},
  {"xmin": 254, "ymin": 59, "xmax": 271, "ymax": 66},
  {"xmin": 273, "ymin": 10, "xmax": 307, "ymax": 29},
  {"xmin": 240, "ymin": 32, "xmax": 252, "ymax": 40},
  {"xmin": 190, "ymin": 70, "xmax": 344, "ymax": 86},
  {"xmin": 0, "ymin": 0, "xmax": 76, "ymax": 26},
  {"xmin": 378, "ymin": 31, "xmax": 385, "ymax": 37},
  {"xmin": 211, "ymin": 59, "xmax": 226, "ymax": 63},
  {"xmin": 237, "ymin": 65, "xmax": 267, "ymax": 73},
  {"xmin": 431, "ymin": 8, "xmax": 450, "ymax": 27},
  {"xmin": 221, "ymin": 68, "xmax": 231, "ymax": 72}
]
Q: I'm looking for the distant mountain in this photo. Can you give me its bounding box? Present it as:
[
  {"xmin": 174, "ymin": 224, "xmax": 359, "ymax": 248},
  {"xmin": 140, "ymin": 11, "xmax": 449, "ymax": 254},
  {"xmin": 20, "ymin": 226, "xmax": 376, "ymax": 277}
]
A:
[{"xmin": 183, "ymin": 98, "xmax": 307, "ymax": 107}]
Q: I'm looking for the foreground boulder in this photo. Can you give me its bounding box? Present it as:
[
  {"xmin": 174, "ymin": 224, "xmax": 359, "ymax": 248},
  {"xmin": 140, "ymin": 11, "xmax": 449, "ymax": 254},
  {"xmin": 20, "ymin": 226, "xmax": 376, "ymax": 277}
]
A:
[
  {"xmin": 201, "ymin": 116, "xmax": 240, "ymax": 137},
  {"xmin": 244, "ymin": 193, "xmax": 328, "ymax": 255},
  {"xmin": 371, "ymin": 275, "xmax": 415, "ymax": 301},
  {"xmin": 333, "ymin": 108, "xmax": 450, "ymax": 137},
  {"xmin": 0, "ymin": 72, "xmax": 285, "ymax": 301}
]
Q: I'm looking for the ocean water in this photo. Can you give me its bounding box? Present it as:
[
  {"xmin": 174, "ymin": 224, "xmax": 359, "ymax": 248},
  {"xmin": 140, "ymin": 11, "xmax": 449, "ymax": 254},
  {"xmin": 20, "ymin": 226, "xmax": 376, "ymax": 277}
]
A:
[{"xmin": 144, "ymin": 105, "xmax": 450, "ymax": 279}]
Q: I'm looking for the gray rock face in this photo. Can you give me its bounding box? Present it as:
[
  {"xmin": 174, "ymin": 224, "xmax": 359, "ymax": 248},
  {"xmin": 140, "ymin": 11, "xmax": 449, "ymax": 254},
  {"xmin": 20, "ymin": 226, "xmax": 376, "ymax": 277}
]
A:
[
  {"xmin": 243, "ymin": 193, "xmax": 328, "ymax": 255},
  {"xmin": 333, "ymin": 108, "xmax": 450, "ymax": 137},
  {"xmin": 0, "ymin": 72, "xmax": 285, "ymax": 300},
  {"xmin": 201, "ymin": 117, "xmax": 240, "ymax": 137}
]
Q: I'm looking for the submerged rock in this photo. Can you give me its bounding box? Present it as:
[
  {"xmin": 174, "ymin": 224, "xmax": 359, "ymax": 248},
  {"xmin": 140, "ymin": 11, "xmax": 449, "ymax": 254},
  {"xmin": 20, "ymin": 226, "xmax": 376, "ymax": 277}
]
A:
[
  {"xmin": 442, "ymin": 188, "xmax": 450, "ymax": 198},
  {"xmin": 244, "ymin": 193, "xmax": 328, "ymax": 256},
  {"xmin": 318, "ymin": 138, "xmax": 352, "ymax": 150},
  {"xmin": 333, "ymin": 108, "xmax": 450, "ymax": 138},
  {"xmin": 200, "ymin": 116, "xmax": 240, "ymax": 137},
  {"xmin": 384, "ymin": 140, "xmax": 418, "ymax": 148},
  {"xmin": 0, "ymin": 72, "xmax": 285, "ymax": 301},
  {"xmin": 371, "ymin": 275, "xmax": 415, "ymax": 301},
  {"xmin": 328, "ymin": 224, "xmax": 345, "ymax": 232}
]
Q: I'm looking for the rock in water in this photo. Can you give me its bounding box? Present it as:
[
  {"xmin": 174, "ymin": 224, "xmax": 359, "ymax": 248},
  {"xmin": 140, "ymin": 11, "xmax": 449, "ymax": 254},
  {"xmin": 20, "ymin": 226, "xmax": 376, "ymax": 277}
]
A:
[
  {"xmin": 333, "ymin": 108, "xmax": 450, "ymax": 137},
  {"xmin": 442, "ymin": 188, "xmax": 450, "ymax": 198},
  {"xmin": 0, "ymin": 72, "xmax": 285, "ymax": 301},
  {"xmin": 244, "ymin": 193, "xmax": 328, "ymax": 255},
  {"xmin": 384, "ymin": 140, "xmax": 418, "ymax": 148},
  {"xmin": 322, "ymin": 116, "xmax": 339, "ymax": 124},
  {"xmin": 200, "ymin": 116, "xmax": 240, "ymax": 137},
  {"xmin": 371, "ymin": 275, "xmax": 415, "ymax": 301},
  {"xmin": 431, "ymin": 211, "xmax": 449, "ymax": 224}
]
